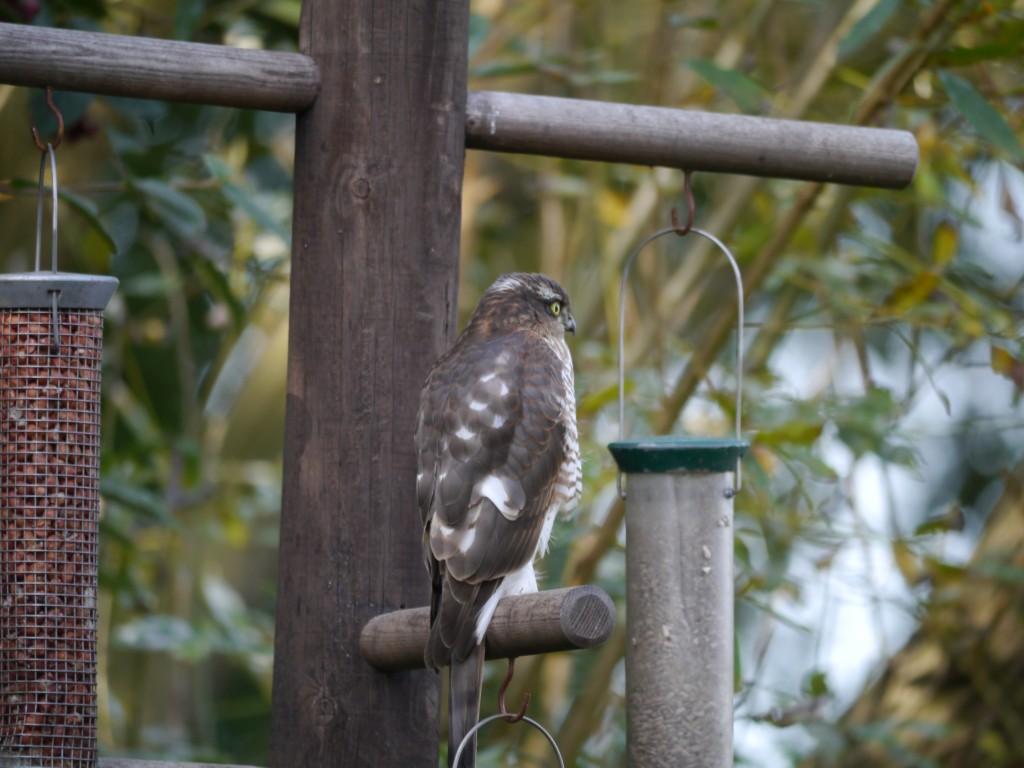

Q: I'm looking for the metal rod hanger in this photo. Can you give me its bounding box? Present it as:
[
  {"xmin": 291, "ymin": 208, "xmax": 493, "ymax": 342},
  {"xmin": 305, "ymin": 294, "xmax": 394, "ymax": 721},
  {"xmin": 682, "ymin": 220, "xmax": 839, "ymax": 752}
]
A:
[{"xmin": 0, "ymin": 22, "xmax": 918, "ymax": 187}]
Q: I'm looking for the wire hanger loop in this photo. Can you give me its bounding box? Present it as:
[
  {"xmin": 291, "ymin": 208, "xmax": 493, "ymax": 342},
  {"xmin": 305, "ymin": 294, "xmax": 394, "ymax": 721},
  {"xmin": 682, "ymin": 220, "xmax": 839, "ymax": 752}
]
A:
[
  {"xmin": 451, "ymin": 713, "xmax": 565, "ymax": 768},
  {"xmin": 616, "ymin": 182, "xmax": 745, "ymax": 498},
  {"xmin": 34, "ymin": 112, "xmax": 63, "ymax": 351},
  {"xmin": 34, "ymin": 143, "xmax": 59, "ymax": 274}
]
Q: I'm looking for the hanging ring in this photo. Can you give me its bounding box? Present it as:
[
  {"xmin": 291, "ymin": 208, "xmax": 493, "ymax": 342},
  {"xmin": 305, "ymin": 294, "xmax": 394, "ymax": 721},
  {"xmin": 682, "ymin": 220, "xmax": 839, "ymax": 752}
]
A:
[
  {"xmin": 616, "ymin": 227, "xmax": 745, "ymax": 498},
  {"xmin": 31, "ymin": 87, "xmax": 64, "ymax": 153},
  {"xmin": 451, "ymin": 714, "xmax": 566, "ymax": 768},
  {"xmin": 670, "ymin": 170, "xmax": 695, "ymax": 236}
]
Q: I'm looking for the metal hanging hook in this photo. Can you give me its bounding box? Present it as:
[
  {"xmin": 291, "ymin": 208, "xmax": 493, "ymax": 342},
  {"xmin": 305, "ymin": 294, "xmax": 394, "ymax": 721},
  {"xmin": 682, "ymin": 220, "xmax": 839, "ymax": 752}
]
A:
[
  {"xmin": 497, "ymin": 657, "xmax": 530, "ymax": 723},
  {"xmin": 670, "ymin": 170, "xmax": 695, "ymax": 236},
  {"xmin": 616, "ymin": 223, "xmax": 745, "ymax": 499},
  {"xmin": 31, "ymin": 87, "xmax": 64, "ymax": 153}
]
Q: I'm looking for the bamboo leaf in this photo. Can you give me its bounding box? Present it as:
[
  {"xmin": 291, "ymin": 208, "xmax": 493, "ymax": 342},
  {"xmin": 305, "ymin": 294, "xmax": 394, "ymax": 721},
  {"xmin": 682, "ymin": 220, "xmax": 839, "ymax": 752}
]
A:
[
  {"xmin": 838, "ymin": 0, "xmax": 902, "ymax": 60},
  {"xmin": 101, "ymin": 476, "xmax": 174, "ymax": 525},
  {"xmin": 668, "ymin": 14, "xmax": 718, "ymax": 30},
  {"xmin": 938, "ymin": 70, "xmax": 1024, "ymax": 161},
  {"xmin": 58, "ymin": 189, "xmax": 119, "ymax": 256},
  {"xmin": 931, "ymin": 221, "xmax": 958, "ymax": 266},
  {"xmin": 938, "ymin": 42, "xmax": 1023, "ymax": 67},
  {"xmin": 134, "ymin": 177, "xmax": 207, "ymax": 239},
  {"xmin": 173, "ymin": 0, "xmax": 205, "ymax": 40},
  {"xmin": 254, "ymin": 0, "xmax": 301, "ymax": 27},
  {"xmin": 936, "ymin": 20, "xmax": 1024, "ymax": 66},
  {"xmin": 686, "ymin": 58, "xmax": 768, "ymax": 114},
  {"xmin": 991, "ymin": 346, "xmax": 1024, "ymax": 390},
  {"xmin": 222, "ymin": 183, "xmax": 292, "ymax": 247},
  {"xmin": 468, "ymin": 13, "xmax": 490, "ymax": 60}
]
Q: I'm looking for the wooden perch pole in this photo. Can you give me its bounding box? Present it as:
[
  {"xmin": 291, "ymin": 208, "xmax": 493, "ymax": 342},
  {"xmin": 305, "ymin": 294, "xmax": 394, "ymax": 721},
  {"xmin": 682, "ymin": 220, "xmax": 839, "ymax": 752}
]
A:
[
  {"xmin": 360, "ymin": 586, "xmax": 617, "ymax": 672},
  {"xmin": 0, "ymin": 22, "xmax": 319, "ymax": 112},
  {"xmin": 465, "ymin": 91, "xmax": 917, "ymax": 188},
  {"xmin": 0, "ymin": 22, "xmax": 917, "ymax": 187}
]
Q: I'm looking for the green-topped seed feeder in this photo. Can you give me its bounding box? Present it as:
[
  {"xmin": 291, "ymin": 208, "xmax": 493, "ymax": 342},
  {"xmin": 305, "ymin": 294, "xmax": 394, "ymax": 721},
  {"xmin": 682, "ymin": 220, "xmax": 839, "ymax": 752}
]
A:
[{"xmin": 610, "ymin": 217, "xmax": 748, "ymax": 768}]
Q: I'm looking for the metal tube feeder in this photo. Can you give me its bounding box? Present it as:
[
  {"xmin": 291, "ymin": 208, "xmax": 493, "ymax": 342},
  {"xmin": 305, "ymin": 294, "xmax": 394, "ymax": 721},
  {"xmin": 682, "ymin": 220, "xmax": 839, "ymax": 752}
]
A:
[
  {"xmin": 611, "ymin": 215, "xmax": 748, "ymax": 768},
  {"xmin": 610, "ymin": 438, "xmax": 746, "ymax": 767}
]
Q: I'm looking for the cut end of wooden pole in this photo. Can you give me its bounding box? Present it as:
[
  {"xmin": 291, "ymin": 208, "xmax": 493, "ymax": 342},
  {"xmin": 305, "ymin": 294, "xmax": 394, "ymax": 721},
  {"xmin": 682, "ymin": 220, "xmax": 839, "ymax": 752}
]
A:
[{"xmin": 559, "ymin": 585, "xmax": 618, "ymax": 648}]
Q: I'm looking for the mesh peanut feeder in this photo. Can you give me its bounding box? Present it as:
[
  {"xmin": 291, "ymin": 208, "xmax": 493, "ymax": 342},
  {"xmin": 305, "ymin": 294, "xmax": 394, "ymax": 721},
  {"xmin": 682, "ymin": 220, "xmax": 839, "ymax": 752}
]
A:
[{"xmin": 0, "ymin": 138, "xmax": 117, "ymax": 766}]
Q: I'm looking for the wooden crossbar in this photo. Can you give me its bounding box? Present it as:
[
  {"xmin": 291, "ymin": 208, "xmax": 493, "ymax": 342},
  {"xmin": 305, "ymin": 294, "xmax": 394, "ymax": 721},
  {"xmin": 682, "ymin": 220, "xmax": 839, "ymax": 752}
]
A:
[
  {"xmin": 0, "ymin": 21, "xmax": 917, "ymax": 187},
  {"xmin": 0, "ymin": 22, "xmax": 319, "ymax": 112},
  {"xmin": 360, "ymin": 586, "xmax": 617, "ymax": 672},
  {"xmin": 466, "ymin": 91, "xmax": 917, "ymax": 188}
]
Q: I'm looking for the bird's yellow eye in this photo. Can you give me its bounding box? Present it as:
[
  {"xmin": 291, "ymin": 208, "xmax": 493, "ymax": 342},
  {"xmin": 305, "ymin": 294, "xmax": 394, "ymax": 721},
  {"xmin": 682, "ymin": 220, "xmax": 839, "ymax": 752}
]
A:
[{"xmin": 549, "ymin": 301, "xmax": 561, "ymax": 316}]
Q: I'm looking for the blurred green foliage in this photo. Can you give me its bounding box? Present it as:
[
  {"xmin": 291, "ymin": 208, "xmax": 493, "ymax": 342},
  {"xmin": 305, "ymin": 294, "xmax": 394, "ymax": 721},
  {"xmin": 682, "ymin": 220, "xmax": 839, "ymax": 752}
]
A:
[{"xmin": 1, "ymin": 0, "xmax": 1023, "ymax": 765}]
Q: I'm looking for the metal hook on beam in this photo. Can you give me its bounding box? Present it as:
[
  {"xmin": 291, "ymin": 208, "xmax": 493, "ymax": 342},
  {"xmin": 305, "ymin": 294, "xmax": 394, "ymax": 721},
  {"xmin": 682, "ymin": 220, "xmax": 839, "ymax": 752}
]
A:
[
  {"xmin": 31, "ymin": 87, "xmax": 64, "ymax": 153},
  {"xmin": 670, "ymin": 170, "xmax": 695, "ymax": 236},
  {"xmin": 497, "ymin": 657, "xmax": 530, "ymax": 724}
]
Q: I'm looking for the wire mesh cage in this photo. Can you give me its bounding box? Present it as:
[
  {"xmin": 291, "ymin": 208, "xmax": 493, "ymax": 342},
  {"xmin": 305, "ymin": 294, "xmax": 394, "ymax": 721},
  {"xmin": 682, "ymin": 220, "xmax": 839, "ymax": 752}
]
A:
[
  {"xmin": 1, "ymin": 137, "xmax": 117, "ymax": 767},
  {"xmin": 0, "ymin": 274, "xmax": 115, "ymax": 768}
]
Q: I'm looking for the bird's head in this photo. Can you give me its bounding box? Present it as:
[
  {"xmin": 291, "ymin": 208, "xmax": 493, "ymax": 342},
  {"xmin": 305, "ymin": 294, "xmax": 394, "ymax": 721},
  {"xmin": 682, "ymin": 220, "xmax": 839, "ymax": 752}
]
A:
[{"xmin": 469, "ymin": 272, "xmax": 576, "ymax": 339}]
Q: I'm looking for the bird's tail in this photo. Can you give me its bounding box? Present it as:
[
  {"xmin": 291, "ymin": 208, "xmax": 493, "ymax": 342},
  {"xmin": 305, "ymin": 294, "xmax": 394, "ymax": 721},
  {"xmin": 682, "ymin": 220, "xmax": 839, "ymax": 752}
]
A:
[{"xmin": 448, "ymin": 643, "xmax": 485, "ymax": 768}]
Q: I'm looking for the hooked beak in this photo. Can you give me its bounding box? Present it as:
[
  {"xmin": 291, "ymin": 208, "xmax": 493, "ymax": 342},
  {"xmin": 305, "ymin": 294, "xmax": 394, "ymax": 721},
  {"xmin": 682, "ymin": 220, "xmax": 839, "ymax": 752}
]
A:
[{"xmin": 564, "ymin": 312, "xmax": 576, "ymax": 336}]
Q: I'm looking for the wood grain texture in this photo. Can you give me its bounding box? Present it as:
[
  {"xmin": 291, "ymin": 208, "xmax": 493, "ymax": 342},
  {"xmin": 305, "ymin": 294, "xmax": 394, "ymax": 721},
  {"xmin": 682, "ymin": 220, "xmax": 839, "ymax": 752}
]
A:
[
  {"xmin": 360, "ymin": 586, "xmax": 617, "ymax": 672},
  {"xmin": 0, "ymin": 22, "xmax": 319, "ymax": 112},
  {"xmin": 268, "ymin": 1, "xmax": 469, "ymax": 766},
  {"xmin": 466, "ymin": 90, "xmax": 919, "ymax": 188}
]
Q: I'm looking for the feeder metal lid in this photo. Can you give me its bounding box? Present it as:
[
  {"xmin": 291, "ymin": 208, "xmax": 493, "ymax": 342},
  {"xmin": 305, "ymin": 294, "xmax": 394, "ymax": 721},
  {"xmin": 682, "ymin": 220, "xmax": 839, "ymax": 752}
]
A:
[
  {"xmin": 608, "ymin": 436, "xmax": 748, "ymax": 474},
  {"xmin": 0, "ymin": 272, "xmax": 118, "ymax": 310}
]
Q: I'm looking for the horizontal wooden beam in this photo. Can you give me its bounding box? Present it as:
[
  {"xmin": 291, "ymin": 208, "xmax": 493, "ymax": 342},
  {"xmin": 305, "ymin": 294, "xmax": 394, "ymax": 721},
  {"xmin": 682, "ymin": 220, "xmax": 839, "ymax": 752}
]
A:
[
  {"xmin": 0, "ymin": 24, "xmax": 918, "ymax": 183},
  {"xmin": 99, "ymin": 761, "xmax": 260, "ymax": 768},
  {"xmin": 360, "ymin": 586, "xmax": 616, "ymax": 672},
  {"xmin": 466, "ymin": 90, "xmax": 918, "ymax": 188},
  {"xmin": 0, "ymin": 22, "xmax": 319, "ymax": 112}
]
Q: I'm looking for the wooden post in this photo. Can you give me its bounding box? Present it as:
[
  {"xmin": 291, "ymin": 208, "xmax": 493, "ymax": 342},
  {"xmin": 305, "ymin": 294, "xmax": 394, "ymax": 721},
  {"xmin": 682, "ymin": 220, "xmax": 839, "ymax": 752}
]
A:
[{"xmin": 269, "ymin": 1, "xmax": 470, "ymax": 766}]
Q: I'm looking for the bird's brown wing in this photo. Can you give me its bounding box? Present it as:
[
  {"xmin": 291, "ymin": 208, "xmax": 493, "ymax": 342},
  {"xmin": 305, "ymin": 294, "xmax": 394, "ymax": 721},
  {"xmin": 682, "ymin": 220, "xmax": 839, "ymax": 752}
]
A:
[{"xmin": 415, "ymin": 329, "xmax": 570, "ymax": 667}]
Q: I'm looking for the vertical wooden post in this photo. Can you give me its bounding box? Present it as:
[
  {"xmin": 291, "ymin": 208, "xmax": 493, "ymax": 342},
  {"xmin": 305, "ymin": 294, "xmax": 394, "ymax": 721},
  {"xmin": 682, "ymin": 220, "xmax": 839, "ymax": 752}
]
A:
[{"xmin": 269, "ymin": 1, "xmax": 469, "ymax": 765}]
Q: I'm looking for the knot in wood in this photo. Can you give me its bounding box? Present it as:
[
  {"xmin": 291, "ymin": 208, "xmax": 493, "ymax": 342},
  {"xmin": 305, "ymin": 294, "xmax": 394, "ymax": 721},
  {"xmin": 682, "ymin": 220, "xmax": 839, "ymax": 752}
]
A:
[
  {"xmin": 350, "ymin": 177, "xmax": 371, "ymax": 199},
  {"xmin": 312, "ymin": 695, "xmax": 338, "ymax": 726}
]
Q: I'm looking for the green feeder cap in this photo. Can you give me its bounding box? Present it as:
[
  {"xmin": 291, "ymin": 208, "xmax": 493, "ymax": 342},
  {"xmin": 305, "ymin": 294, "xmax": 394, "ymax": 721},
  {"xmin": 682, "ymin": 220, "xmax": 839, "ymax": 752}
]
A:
[{"xmin": 608, "ymin": 436, "xmax": 749, "ymax": 474}]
